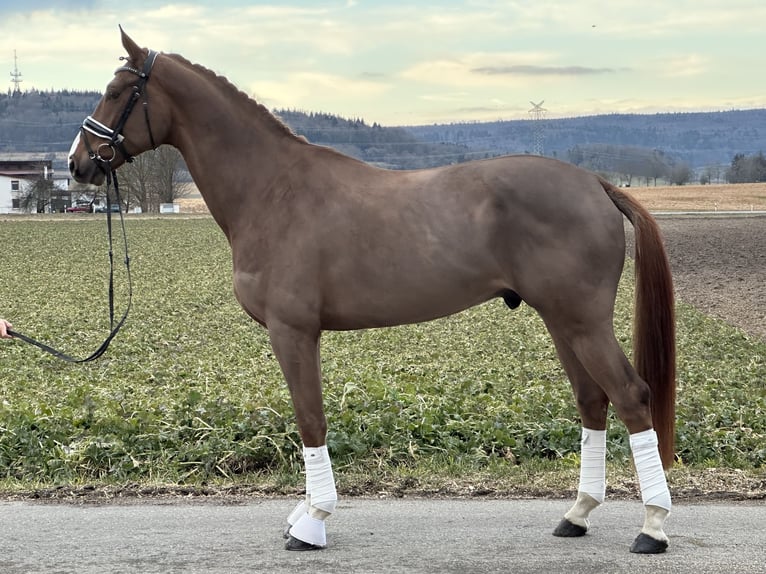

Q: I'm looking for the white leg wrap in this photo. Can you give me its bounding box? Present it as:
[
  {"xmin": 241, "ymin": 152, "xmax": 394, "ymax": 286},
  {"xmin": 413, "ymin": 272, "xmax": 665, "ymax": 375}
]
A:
[
  {"xmin": 303, "ymin": 445, "xmax": 337, "ymax": 519},
  {"xmin": 578, "ymin": 428, "xmax": 606, "ymax": 504},
  {"xmin": 630, "ymin": 429, "xmax": 672, "ymax": 511},
  {"xmin": 287, "ymin": 446, "xmax": 337, "ymax": 547}
]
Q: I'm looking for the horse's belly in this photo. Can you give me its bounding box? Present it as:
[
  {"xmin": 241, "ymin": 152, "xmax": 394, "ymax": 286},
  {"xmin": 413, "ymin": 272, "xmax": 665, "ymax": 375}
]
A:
[{"xmin": 319, "ymin": 279, "xmax": 503, "ymax": 330}]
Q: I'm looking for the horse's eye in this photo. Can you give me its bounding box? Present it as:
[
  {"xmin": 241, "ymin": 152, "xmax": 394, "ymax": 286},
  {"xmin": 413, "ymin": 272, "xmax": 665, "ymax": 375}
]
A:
[{"xmin": 106, "ymin": 89, "xmax": 120, "ymax": 100}]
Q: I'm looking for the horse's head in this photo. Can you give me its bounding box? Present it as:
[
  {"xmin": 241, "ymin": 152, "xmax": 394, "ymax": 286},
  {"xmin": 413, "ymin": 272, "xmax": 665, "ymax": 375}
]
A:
[{"xmin": 69, "ymin": 28, "xmax": 167, "ymax": 185}]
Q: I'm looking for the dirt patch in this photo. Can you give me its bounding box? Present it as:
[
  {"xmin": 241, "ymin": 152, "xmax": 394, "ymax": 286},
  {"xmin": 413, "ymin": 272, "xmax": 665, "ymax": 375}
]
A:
[{"xmin": 652, "ymin": 214, "xmax": 766, "ymax": 340}]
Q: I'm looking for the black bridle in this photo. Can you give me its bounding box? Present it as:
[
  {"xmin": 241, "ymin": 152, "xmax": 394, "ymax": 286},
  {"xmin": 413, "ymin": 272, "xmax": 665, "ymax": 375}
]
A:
[
  {"xmin": 81, "ymin": 49, "xmax": 159, "ymax": 165},
  {"xmin": 7, "ymin": 50, "xmax": 159, "ymax": 362}
]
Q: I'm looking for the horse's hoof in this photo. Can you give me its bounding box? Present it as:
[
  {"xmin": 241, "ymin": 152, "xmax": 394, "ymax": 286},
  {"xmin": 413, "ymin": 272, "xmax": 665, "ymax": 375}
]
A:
[
  {"xmin": 630, "ymin": 532, "xmax": 668, "ymax": 554},
  {"xmin": 552, "ymin": 518, "xmax": 588, "ymax": 537},
  {"xmin": 283, "ymin": 525, "xmax": 291, "ymax": 539},
  {"xmin": 285, "ymin": 535, "xmax": 324, "ymax": 551}
]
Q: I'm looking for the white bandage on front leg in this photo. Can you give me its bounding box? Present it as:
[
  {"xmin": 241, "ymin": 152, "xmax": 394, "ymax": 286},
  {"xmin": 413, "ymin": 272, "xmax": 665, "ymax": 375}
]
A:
[
  {"xmin": 288, "ymin": 445, "xmax": 337, "ymax": 547},
  {"xmin": 630, "ymin": 429, "xmax": 672, "ymax": 511},
  {"xmin": 303, "ymin": 445, "xmax": 337, "ymax": 519}
]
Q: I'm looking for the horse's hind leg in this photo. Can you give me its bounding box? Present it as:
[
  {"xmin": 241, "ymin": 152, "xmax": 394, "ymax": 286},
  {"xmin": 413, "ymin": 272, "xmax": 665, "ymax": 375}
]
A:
[
  {"xmin": 548, "ymin": 332, "xmax": 609, "ymax": 537},
  {"xmin": 544, "ymin": 318, "xmax": 671, "ymax": 553}
]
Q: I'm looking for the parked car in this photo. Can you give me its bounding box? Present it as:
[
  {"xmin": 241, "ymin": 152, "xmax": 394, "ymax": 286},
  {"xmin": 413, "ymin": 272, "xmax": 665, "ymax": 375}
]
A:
[
  {"xmin": 94, "ymin": 203, "xmax": 121, "ymax": 213},
  {"xmin": 65, "ymin": 202, "xmax": 92, "ymax": 213}
]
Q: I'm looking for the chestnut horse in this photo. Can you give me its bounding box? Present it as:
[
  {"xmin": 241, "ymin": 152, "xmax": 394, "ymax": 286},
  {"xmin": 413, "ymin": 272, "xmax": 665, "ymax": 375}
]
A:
[{"xmin": 69, "ymin": 29, "xmax": 676, "ymax": 554}]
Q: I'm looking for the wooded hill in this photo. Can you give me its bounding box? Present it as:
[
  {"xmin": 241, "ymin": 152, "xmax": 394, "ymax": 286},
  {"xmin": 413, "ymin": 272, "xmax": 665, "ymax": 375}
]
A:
[
  {"xmin": 406, "ymin": 109, "xmax": 766, "ymax": 172},
  {"xmin": 0, "ymin": 90, "xmax": 103, "ymax": 152},
  {"xmin": 2, "ymin": 89, "xmax": 765, "ymax": 172}
]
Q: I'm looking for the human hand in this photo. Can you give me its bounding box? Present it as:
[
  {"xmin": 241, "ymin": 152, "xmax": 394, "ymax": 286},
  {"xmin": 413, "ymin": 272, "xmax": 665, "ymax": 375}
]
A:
[{"xmin": 0, "ymin": 319, "xmax": 13, "ymax": 339}]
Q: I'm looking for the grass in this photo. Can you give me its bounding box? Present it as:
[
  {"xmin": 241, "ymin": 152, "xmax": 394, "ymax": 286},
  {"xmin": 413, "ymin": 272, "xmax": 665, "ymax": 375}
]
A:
[{"xmin": 0, "ymin": 217, "xmax": 764, "ymax": 494}]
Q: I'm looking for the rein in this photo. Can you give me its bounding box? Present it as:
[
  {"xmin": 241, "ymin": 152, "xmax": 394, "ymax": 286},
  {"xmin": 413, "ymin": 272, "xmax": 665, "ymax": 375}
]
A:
[
  {"xmin": 7, "ymin": 169, "xmax": 132, "ymax": 362},
  {"xmin": 7, "ymin": 50, "xmax": 159, "ymax": 362}
]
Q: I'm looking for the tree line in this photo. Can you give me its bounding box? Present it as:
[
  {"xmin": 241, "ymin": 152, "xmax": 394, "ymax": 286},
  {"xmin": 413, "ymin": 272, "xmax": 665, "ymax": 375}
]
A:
[
  {"xmin": 566, "ymin": 144, "xmax": 766, "ymax": 186},
  {"xmin": 566, "ymin": 144, "xmax": 694, "ymax": 186},
  {"xmin": 726, "ymin": 152, "xmax": 766, "ymax": 183}
]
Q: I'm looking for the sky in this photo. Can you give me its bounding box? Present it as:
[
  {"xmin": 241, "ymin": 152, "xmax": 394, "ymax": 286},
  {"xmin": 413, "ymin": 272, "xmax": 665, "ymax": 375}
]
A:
[{"xmin": 1, "ymin": 0, "xmax": 765, "ymax": 126}]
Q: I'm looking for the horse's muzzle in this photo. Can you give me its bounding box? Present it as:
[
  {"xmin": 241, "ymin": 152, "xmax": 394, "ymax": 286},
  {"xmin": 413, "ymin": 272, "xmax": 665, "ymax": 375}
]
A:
[
  {"xmin": 69, "ymin": 155, "xmax": 107, "ymax": 186},
  {"xmin": 68, "ymin": 133, "xmax": 107, "ymax": 186}
]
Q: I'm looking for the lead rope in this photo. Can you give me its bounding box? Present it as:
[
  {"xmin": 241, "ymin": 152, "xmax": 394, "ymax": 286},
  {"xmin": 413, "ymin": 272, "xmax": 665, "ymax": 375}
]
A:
[{"xmin": 7, "ymin": 166, "xmax": 132, "ymax": 363}]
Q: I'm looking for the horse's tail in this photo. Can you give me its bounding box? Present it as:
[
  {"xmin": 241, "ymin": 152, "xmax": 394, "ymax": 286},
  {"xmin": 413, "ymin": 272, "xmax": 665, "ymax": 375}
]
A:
[{"xmin": 600, "ymin": 177, "xmax": 676, "ymax": 469}]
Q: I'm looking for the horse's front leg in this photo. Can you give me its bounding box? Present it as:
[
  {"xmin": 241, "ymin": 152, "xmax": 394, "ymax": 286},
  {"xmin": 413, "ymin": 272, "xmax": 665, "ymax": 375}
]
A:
[{"xmin": 268, "ymin": 321, "xmax": 337, "ymax": 551}]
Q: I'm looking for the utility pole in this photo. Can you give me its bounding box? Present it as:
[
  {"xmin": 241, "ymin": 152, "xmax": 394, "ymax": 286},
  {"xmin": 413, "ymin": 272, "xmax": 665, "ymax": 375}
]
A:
[
  {"xmin": 528, "ymin": 100, "xmax": 547, "ymax": 156},
  {"xmin": 10, "ymin": 50, "xmax": 23, "ymax": 96}
]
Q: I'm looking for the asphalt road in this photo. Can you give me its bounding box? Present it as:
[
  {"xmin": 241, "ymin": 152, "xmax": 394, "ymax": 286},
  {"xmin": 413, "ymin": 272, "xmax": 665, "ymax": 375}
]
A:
[{"xmin": 1, "ymin": 498, "xmax": 764, "ymax": 573}]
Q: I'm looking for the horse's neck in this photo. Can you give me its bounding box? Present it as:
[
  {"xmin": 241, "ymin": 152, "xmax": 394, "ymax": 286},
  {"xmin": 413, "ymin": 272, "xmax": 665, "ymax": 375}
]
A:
[{"xmin": 162, "ymin": 65, "xmax": 295, "ymax": 231}]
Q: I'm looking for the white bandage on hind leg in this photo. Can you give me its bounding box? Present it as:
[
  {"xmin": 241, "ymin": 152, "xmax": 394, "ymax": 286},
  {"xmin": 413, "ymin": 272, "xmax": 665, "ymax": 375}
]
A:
[
  {"xmin": 630, "ymin": 429, "xmax": 672, "ymax": 511},
  {"xmin": 303, "ymin": 445, "xmax": 337, "ymax": 519},
  {"xmin": 578, "ymin": 428, "xmax": 606, "ymax": 504}
]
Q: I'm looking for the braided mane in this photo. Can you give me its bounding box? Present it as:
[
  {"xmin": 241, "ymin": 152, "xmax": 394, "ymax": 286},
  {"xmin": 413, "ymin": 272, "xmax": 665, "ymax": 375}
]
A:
[{"xmin": 163, "ymin": 51, "xmax": 300, "ymax": 141}]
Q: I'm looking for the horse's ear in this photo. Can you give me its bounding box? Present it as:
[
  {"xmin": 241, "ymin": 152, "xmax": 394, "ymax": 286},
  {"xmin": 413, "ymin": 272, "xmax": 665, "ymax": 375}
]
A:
[{"xmin": 119, "ymin": 26, "xmax": 143, "ymax": 60}]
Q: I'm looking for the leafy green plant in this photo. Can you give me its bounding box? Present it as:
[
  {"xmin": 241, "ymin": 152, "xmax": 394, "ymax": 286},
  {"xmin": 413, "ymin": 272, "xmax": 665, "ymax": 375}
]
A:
[{"xmin": 0, "ymin": 217, "xmax": 763, "ymax": 488}]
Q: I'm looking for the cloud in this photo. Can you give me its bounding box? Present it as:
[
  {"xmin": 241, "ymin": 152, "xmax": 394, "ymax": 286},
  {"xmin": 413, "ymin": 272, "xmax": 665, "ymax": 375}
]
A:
[
  {"xmin": 472, "ymin": 65, "xmax": 621, "ymax": 77},
  {"xmin": 399, "ymin": 52, "xmax": 619, "ymax": 88},
  {"xmin": 656, "ymin": 54, "xmax": 708, "ymax": 78},
  {"xmin": 252, "ymin": 71, "xmax": 390, "ymax": 112},
  {"xmin": 401, "ymin": 52, "xmax": 537, "ymax": 86},
  {"xmin": 0, "ymin": 0, "xmax": 100, "ymax": 13}
]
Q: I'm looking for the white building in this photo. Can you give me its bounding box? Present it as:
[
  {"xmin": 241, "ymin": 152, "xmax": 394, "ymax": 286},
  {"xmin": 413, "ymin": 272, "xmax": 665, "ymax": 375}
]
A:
[{"xmin": 0, "ymin": 155, "xmax": 71, "ymax": 213}]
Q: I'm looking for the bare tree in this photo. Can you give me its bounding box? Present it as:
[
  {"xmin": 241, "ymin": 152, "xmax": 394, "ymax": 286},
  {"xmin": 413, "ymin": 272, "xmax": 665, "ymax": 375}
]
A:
[
  {"xmin": 700, "ymin": 165, "xmax": 722, "ymax": 185},
  {"xmin": 668, "ymin": 162, "xmax": 692, "ymax": 186},
  {"xmin": 116, "ymin": 145, "xmax": 192, "ymax": 212},
  {"xmin": 19, "ymin": 178, "xmax": 59, "ymax": 212},
  {"xmin": 118, "ymin": 152, "xmax": 154, "ymax": 212}
]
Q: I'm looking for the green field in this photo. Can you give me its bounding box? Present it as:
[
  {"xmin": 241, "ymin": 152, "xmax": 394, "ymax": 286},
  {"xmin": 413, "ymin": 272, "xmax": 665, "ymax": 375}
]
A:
[{"xmin": 0, "ymin": 218, "xmax": 764, "ymax": 493}]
